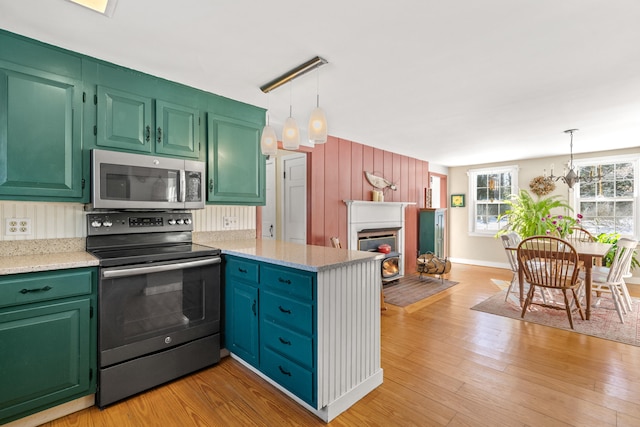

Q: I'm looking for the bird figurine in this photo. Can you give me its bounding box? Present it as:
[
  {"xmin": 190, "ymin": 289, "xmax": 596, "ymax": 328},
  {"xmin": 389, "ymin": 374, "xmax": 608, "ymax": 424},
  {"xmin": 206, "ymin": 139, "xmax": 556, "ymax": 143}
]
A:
[{"xmin": 364, "ymin": 171, "xmax": 397, "ymax": 191}]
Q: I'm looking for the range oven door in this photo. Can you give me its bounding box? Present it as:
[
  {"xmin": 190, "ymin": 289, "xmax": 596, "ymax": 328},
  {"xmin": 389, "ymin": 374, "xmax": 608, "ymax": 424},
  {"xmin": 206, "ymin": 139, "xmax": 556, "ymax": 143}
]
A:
[{"xmin": 98, "ymin": 256, "xmax": 221, "ymax": 368}]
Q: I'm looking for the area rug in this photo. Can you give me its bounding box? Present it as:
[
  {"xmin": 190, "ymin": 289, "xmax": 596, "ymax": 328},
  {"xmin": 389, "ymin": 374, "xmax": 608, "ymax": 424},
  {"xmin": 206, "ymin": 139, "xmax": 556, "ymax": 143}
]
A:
[
  {"xmin": 383, "ymin": 274, "xmax": 458, "ymax": 307},
  {"xmin": 471, "ymin": 289, "xmax": 640, "ymax": 347}
]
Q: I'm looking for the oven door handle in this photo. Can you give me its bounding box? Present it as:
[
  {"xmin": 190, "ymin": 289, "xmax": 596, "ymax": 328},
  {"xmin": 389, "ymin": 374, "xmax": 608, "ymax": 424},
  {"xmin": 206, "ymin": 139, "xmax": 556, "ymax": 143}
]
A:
[{"xmin": 102, "ymin": 257, "xmax": 221, "ymax": 278}]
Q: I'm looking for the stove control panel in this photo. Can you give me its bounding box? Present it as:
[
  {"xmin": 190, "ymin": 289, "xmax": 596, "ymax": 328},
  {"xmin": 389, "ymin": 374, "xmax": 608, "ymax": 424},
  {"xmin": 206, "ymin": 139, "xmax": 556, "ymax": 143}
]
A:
[{"xmin": 86, "ymin": 212, "xmax": 194, "ymax": 236}]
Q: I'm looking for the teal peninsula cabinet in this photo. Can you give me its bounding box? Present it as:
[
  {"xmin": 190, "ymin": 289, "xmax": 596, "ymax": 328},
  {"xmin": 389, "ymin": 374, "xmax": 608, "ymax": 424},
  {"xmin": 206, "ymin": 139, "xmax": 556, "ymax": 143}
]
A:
[
  {"xmin": 0, "ymin": 266, "xmax": 98, "ymax": 425},
  {"xmin": 215, "ymin": 240, "xmax": 383, "ymax": 422}
]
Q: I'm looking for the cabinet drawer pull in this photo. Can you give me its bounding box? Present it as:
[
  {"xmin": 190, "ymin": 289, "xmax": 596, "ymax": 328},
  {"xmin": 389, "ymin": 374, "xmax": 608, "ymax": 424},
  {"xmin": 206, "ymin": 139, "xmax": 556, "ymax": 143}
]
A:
[
  {"xmin": 157, "ymin": 127, "xmax": 162, "ymax": 143},
  {"xmin": 20, "ymin": 285, "xmax": 52, "ymax": 294},
  {"xmin": 145, "ymin": 125, "xmax": 150, "ymax": 142},
  {"xmin": 278, "ymin": 337, "xmax": 292, "ymax": 345},
  {"xmin": 278, "ymin": 277, "xmax": 292, "ymax": 285},
  {"xmin": 278, "ymin": 305, "xmax": 291, "ymax": 314},
  {"xmin": 278, "ymin": 365, "xmax": 292, "ymax": 376},
  {"xmin": 238, "ymin": 268, "xmax": 248, "ymax": 274}
]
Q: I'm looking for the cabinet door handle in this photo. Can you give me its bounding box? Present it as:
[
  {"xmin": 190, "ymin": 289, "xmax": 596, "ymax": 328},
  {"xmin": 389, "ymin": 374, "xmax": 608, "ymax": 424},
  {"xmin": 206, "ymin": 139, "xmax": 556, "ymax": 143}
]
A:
[
  {"xmin": 145, "ymin": 125, "xmax": 150, "ymax": 142},
  {"xmin": 157, "ymin": 127, "xmax": 162, "ymax": 143},
  {"xmin": 278, "ymin": 305, "xmax": 291, "ymax": 314},
  {"xmin": 279, "ymin": 337, "xmax": 292, "ymax": 345},
  {"xmin": 252, "ymin": 300, "xmax": 256, "ymax": 316},
  {"xmin": 278, "ymin": 277, "xmax": 292, "ymax": 285},
  {"xmin": 278, "ymin": 366, "xmax": 292, "ymax": 376},
  {"xmin": 209, "ymin": 179, "xmax": 213, "ymax": 192},
  {"xmin": 20, "ymin": 285, "xmax": 52, "ymax": 294}
]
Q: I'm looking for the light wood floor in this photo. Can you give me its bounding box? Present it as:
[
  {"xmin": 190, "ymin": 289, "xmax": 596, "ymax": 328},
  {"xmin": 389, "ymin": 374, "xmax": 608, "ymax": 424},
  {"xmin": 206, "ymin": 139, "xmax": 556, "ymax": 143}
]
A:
[{"xmin": 44, "ymin": 264, "xmax": 640, "ymax": 427}]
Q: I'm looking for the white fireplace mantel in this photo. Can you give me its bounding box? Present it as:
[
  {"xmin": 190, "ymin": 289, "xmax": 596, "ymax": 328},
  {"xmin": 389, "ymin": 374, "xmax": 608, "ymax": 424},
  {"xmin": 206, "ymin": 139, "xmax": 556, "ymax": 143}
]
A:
[{"xmin": 344, "ymin": 200, "xmax": 415, "ymax": 278}]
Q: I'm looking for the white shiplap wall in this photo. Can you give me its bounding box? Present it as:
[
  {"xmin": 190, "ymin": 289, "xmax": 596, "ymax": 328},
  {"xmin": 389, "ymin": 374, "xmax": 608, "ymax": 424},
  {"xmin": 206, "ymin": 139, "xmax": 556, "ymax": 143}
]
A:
[{"xmin": 0, "ymin": 201, "xmax": 256, "ymax": 241}]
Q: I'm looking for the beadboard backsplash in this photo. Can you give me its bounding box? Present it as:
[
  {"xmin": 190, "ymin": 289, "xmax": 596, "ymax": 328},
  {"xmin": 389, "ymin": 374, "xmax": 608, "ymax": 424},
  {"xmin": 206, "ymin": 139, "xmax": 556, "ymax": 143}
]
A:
[{"xmin": 0, "ymin": 201, "xmax": 256, "ymax": 241}]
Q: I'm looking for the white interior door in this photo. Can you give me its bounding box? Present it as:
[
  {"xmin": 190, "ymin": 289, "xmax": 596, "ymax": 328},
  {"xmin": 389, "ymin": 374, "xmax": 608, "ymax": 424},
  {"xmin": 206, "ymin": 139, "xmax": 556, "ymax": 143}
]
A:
[
  {"xmin": 261, "ymin": 157, "xmax": 276, "ymax": 239},
  {"xmin": 281, "ymin": 153, "xmax": 307, "ymax": 244}
]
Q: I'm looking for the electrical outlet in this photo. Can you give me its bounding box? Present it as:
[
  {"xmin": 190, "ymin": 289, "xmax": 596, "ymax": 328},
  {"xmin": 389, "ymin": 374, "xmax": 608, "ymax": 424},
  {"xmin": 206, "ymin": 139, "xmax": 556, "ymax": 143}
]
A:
[
  {"xmin": 5, "ymin": 218, "xmax": 32, "ymax": 235},
  {"xmin": 223, "ymin": 216, "xmax": 238, "ymax": 229}
]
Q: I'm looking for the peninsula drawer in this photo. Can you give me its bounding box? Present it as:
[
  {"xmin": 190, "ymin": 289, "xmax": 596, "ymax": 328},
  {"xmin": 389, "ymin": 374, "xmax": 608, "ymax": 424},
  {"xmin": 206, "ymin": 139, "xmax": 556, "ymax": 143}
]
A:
[
  {"xmin": 261, "ymin": 265, "xmax": 313, "ymax": 300},
  {"xmin": 0, "ymin": 268, "xmax": 93, "ymax": 309},
  {"xmin": 261, "ymin": 346, "xmax": 314, "ymax": 406},
  {"xmin": 261, "ymin": 290, "xmax": 313, "ymax": 334},
  {"xmin": 261, "ymin": 320, "xmax": 313, "ymax": 369},
  {"xmin": 225, "ymin": 257, "xmax": 259, "ymax": 283}
]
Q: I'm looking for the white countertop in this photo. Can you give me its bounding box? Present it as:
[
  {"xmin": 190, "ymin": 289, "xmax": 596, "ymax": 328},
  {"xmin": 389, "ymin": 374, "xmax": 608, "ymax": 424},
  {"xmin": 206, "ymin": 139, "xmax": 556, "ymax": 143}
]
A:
[
  {"xmin": 0, "ymin": 238, "xmax": 381, "ymax": 276},
  {"xmin": 201, "ymin": 239, "xmax": 382, "ymax": 272},
  {"xmin": 0, "ymin": 251, "xmax": 99, "ymax": 275}
]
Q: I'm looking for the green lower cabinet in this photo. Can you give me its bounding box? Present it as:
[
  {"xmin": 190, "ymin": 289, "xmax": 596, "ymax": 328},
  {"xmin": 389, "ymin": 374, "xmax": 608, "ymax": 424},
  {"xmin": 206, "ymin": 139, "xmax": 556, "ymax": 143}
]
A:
[
  {"xmin": 224, "ymin": 255, "xmax": 316, "ymax": 407},
  {"xmin": 0, "ymin": 61, "xmax": 84, "ymax": 201},
  {"xmin": 207, "ymin": 114, "xmax": 265, "ymax": 205},
  {"xmin": 0, "ymin": 268, "xmax": 97, "ymax": 425}
]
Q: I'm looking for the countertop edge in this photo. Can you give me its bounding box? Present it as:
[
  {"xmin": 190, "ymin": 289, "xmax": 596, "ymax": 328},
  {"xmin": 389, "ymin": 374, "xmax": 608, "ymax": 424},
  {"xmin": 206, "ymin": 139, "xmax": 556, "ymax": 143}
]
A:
[{"xmin": 220, "ymin": 248, "xmax": 383, "ymax": 272}]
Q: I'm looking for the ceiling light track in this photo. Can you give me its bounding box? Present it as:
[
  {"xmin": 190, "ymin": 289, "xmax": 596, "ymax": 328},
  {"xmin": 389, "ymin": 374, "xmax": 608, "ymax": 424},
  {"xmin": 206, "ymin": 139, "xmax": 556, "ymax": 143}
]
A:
[{"xmin": 260, "ymin": 56, "xmax": 328, "ymax": 94}]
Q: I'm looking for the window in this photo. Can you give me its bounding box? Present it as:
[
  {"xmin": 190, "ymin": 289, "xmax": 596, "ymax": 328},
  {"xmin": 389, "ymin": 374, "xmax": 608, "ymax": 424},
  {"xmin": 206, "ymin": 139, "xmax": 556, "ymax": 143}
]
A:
[
  {"xmin": 573, "ymin": 155, "xmax": 639, "ymax": 237},
  {"xmin": 468, "ymin": 165, "xmax": 518, "ymax": 235}
]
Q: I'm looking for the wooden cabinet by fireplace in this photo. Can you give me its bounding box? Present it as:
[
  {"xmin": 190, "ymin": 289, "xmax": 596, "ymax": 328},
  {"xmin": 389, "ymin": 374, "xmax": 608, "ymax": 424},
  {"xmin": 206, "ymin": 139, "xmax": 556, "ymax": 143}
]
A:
[
  {"xmin": 220, "ymin": 241, "xmax": 382, "ymax": 422},
  {"xmin": 419, "ymin": 208, "xmax": 446, "ymax": 258},
  {"xmin": 0, "ymin": 268, "xmax": 97, "ymax": 425}
]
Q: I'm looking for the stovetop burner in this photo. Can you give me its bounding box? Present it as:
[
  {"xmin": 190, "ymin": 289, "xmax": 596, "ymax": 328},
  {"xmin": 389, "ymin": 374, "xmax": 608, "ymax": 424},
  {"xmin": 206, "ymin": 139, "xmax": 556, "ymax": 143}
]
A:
[
  {"xmin": 91, "ymin": 243, "xmax": 220, "ymax": 267},
  {"xmin": 86, "ymin": 211, "xmax": 220, "ymax": 267}
]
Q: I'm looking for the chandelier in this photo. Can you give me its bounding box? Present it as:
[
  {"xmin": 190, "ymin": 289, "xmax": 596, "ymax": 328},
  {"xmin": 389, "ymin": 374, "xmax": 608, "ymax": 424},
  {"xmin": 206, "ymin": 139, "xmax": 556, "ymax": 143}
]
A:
[{"xmin": 545, "ymin": 129, "xmax": 603, "ymax": 189}]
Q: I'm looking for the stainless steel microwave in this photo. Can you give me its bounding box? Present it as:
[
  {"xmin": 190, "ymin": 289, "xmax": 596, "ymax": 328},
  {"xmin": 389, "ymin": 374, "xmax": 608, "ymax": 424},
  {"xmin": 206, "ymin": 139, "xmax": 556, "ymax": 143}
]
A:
[{"xmin": 90, "ymin": 149, "xmax": 205, "ymax": 210}]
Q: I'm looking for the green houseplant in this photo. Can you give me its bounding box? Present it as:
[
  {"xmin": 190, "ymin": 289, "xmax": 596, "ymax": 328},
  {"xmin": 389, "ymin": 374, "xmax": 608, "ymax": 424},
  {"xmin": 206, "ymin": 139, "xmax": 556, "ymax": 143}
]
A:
[
  {"xmin": 496, "ymin": 189, "xmax": 578, "ymax": 239},
  {"xmin": 596, "ymin": 232, "xmax": 639, "ymax": 271}
]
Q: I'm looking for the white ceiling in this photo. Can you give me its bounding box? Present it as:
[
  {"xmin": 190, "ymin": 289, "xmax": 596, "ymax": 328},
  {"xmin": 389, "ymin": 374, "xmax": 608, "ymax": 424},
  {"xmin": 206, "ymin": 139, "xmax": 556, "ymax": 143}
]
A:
[{"xmin": 1, "ymin": 0, "xmax": 639, "ymax": 167}]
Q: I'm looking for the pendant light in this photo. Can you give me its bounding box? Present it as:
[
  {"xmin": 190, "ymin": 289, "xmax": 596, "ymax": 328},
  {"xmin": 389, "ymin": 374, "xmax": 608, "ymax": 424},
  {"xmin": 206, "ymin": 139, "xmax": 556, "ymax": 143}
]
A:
[
  {"xmin": 260, "ymin": 94, "xmax": 278, "ymax": 157},
  {"xmin": 308, "ymin": 67, "xmax": 328, "ymax": 144},
  {"xmin": 282, "ymin": 82, "xmax": 300, "ymax": 150},
  {"xmin": 544, "ymin": 129, "xmax": 603, "ymax": 189}
]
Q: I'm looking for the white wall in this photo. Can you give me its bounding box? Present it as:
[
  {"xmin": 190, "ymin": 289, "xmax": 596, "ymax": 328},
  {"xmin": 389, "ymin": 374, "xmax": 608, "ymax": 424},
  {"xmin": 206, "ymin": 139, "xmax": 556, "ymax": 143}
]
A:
[
  {"xmin": 0, "ymin": 202, "xmax": 256, "ymax": 241},
  {"xmin": 448, "ymin": 146, "xmax": 640, "ymax": 282}
]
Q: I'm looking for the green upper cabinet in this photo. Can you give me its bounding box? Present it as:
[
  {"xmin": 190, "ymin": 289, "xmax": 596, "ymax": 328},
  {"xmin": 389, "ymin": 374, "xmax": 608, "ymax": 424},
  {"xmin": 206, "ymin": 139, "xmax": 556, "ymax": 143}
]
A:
[
  {"xmin": 96, "ymin": 84, "xmax": 200, "ymax": 159},
  {"xmin": 207, "ymin": 113, "xmax": 265, "ymax": 205},
  {"xmin": 96, "ymin": 85, "xmax": 153, "ymax": 153},
  {"xmin": 0, "ymin": 32, "xmax": 84, "ymax": 201},
  {"xmin": 155, "ymin": 99, "xmax": 199, "ymax": 158}
]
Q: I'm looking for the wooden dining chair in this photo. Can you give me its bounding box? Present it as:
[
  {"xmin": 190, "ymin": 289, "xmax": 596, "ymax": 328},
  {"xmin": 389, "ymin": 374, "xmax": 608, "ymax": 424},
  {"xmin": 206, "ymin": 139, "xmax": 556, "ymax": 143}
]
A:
[
  {"xmin": 517, "ymin": 236, "xmax": 585, "ymax": 329},
  {"xmin": 566, "ymin": 227, "xmax": 596, "ymax": 244}
]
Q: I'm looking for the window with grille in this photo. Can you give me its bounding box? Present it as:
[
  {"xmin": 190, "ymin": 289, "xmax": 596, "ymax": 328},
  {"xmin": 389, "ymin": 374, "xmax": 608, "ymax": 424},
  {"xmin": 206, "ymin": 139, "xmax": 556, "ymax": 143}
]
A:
[
  {"xmin": 468, "ymin": 166, "xmax": 518, "ymax": 235},
  {"xmin": 573, "ymin": 155, "xmax": 638, "ymax": 237}
]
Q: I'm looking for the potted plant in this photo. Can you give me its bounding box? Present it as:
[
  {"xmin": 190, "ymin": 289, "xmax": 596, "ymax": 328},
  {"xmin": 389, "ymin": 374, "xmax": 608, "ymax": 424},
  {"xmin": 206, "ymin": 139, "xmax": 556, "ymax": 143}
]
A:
[
  {"xmin": 496, "ymin": 189, "xmax": 578, "ymax": 239},
  {"xmin": 596, "ymin": 232, "xmax": 639, "ymax": 271}
]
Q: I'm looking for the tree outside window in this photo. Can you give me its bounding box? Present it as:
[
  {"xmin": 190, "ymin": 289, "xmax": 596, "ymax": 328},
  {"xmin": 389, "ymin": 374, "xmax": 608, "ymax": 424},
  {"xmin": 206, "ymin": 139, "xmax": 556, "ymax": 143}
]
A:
[
  {"xmin": 574, "ymin": 157, "xmax": 637, "ymax": 236},
  {"xmin": 469, "ymin": 166, "xmax": 517, "ymax": 235}
]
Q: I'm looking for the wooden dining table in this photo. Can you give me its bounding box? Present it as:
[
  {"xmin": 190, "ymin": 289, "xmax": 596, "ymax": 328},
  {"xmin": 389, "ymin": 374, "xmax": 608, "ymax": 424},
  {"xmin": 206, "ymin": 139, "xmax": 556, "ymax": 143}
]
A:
[{"xmin": 515, "ymin": 240, "xmax": 612, "ymax": 320}]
